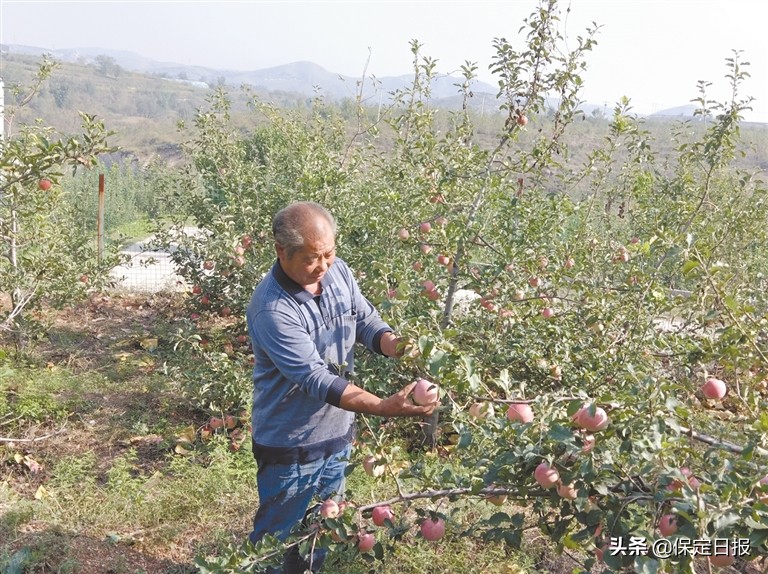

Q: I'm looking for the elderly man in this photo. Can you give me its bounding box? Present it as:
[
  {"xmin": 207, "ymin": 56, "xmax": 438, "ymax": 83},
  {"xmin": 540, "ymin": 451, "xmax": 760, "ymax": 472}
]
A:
[{"xmin": 246, "ymin": 201, "xmax": 436, "ymax": 573}]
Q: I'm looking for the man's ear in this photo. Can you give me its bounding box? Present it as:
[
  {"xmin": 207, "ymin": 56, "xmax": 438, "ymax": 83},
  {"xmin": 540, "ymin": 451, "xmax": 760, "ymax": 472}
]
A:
[{"xmin": 275, "ymin": 242, "xmax": 285, "ymax": 259}]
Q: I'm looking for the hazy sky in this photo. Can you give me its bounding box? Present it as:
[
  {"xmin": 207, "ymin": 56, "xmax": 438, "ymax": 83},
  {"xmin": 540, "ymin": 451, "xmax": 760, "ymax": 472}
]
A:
[{"xmin": 2, "ymin": 0, "xmax": 767, "ymax": 122}]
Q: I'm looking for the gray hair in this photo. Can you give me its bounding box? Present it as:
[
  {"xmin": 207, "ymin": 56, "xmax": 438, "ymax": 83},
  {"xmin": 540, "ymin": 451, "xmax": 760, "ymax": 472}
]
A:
[{"xmin": 272, "ymin": 201, "xmax": 337, "ymax": 258}]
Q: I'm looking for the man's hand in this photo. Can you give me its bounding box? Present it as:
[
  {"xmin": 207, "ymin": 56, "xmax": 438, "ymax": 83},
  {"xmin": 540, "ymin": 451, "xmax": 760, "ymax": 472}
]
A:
[
  {"xmin": 338, "ymin": 381, "xmax": 438, "ymax": 417},
  {"xmin": 380, "ymin": 332, "xmax": 408, "ymax": 358}
]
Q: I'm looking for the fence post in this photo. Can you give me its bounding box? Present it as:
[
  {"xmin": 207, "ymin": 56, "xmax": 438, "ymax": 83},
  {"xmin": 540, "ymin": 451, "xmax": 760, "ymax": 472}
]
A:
[{"xmin": 97, "ymin": 173, "xmax": 105, "ymax": 262}]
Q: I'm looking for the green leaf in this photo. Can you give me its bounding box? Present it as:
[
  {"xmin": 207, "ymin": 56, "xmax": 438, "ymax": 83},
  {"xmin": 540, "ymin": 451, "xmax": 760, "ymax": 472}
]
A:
[
  {"xmin": 682, "ymin": 259, "xmax": 700, "ymax": 275},
  {"xmin": 633, "ymin": 556, "xmax": 660, "ymax": 574}
]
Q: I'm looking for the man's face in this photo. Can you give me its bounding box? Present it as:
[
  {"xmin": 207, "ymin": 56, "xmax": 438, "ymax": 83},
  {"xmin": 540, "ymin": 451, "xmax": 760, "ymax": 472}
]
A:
[{"xmin": 276, "ymin": 218, "xmax": 336, "ymax": 288}]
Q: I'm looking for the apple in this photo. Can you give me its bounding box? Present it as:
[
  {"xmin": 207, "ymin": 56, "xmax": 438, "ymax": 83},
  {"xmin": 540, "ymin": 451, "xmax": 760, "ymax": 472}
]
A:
[
  {"xmin": 528, "ymin": 276, "xmax": 541, "ymax": 288},
  {"xmin": 413, "ymin": 378, "xmax": 439, "ymax": 406},
  {"xmin": 534, "ymin": 462, "xmax": 560, "ymax": 488},
  {"xmin": 485, "ymin": 485, "xmax": 507, "ymax": 506},
  {"xmin": 240, "ymin": 234, "xmax": 253, "ymax": 248},
  {"xmin": 209, "ymin": 417, "xmax": 224, "ymax": 429},
  {"xmin": 517, "ymin": 114, "xmax": 528, "ymax": 126},
  {"xmin": 701, "ymin": 377, "xmax": 727, "ymax": 399},
  {"xmin": 362, "ymin": 454, "xmax": 385, "ymax": 478},
  {"xmin": 79, "ymin": 274, "xmax": 89, "ymax": 284},
  {"xmin": 319, "ymin": 499, "xmax": 339, "ymax": 519},
  {"xmin": 538, "ymin": 256, "xmax": 549, "ymax": 269},
  {"xmin": 658, "ymin": 514, "xmax": 678, "ymax": 536},
  {"xmin": 435, "ymin": 216, "xmax": 448, "ymax": 227},
  {"xmin": 437, "ymin": 254, "xmax": 451, "ymax": 266},
  {"xmin": 190, "ymin": 313, "xmax": 200, "ymax": 321},
  {"xmin": 420, "ymin": 517, "xmax": 446, "ymax": 541},
  {"xmin": 469, "ymin": 402, "xmax": 494, "ymax": 419},
  {"xmin": 541, "ymin": 307, "xmax": 555, "ymax": 319},
  {"xmin": 398, "ymin": 228, "xmax": 410, "ymax": 240},
  {"xmin": 38, "ymin": 178, "xmax": 53, "ymax": 191},
  {"xmin": 357, "ymin": 532, "xmax": 376, "ymax": 552},
  {"xmin": 420, "ymin": 222, "xmax": 432, "ymax": 233},
  {"xmin": 709, "ymin": 551, "xmax": 735, "ymax": 567},
  {"xmin": 506, "ymin": 402, "xmax": 534, "ymax": 423},
  {"xmin": 235, "ymin": 245, "xmax": 245, "ymax": 256},
  {"xmin": 426, "ymin": 289, "xmax": 440, "ymax": 301},
  {"xmin": 220, "ymin": 306, "xmax": 232, "ymax": 317},
  {"xmin": 371, "ymin": 505, "xmax": 394, "ymax": 527},
  {"xmin": 237, "ymin": 334, "xmax": 249, "ymax": 345},
  {"xmin": 192, "ymin": 285, "xmax": 202, "ymax": 295},
  {"xmin": 412, "ymin": 261, "xmax": 423, "ymax": 272},
  {"xmin": 574, "ymin": 405, "xmax": 609, "ymax": 432},
  {"xmin": 420, "ymin": 243, "xmax": 433, "ymax": 255},
  {"xmin": 422, "ymin": 280, "xmax": 436, "ymax": 292},
  {"xmin": 203, "ymin": 260, "xmax": 215, "ymax": 270},
  {"xmin": 233, "ymin": 255, "xmax": 246, "ymax": 267},
  {"xmin": 200, "ymin": 295, "xmax": 210, "ymax": 305},
  {"xmin": 224, "ymin": 415, "xmax": 238, "ymax": 429},
  {"xmin": 667, "ymin": 467, "xmax": 701, "ymax": 491},
  {"xmin": 557, "ymin": 483, "xmax": 578, "ymax": 499},
  {"xmin": 564, "ymin": 257, "xmax": 575, "ymax": 269}
]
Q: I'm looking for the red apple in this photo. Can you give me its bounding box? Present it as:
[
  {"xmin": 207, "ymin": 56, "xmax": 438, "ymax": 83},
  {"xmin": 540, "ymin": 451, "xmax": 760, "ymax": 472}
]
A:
[
  {"xmin": 557, "ymin": 482, "xmax": 578, "ymax": 499},
  {"xmin": 38, "ymin": 178, "xmax": 52, "ymax": 191},
  {"xmin": 528, "ymin": 276, "xmax": 541, "ymax": 288},
  {"xmin": 701, "ymin": 377, "xmax": 727, "ymax": 399},
  {"xmin": 420, "ymin": 517, "xmax": 445, "ymax": 541},
  {"xmin": 422, "ymin": 280, "xmax": 436, "ymax": 292},
  {"xmin": 564, "ymin": 257, "xmax": 575, "ymax": 269},
  {"xmin": 192, "ymin": 285, "xmax": 202, "ymax": 294},
  {"xmin": 709, "ymin": 551, "xmax": 735, "ymax": 567},
  {"xmin": 224, "ymin": 415, "xmax": 238, "ymax": 429},
  {"xmin": 581, "ymin": 433, "xmax": 596, "ymax": 454},
  {"xmin": 658, "ymin": 514, "xmax": 678, "ymax": 536},
  {"xmin": 574, "ymin": 405, "xmax": 609, "ymax": 432},
  {"xmin": 437, "ymin": 255, "xmax": 451, "ymax": 266},
  {"xmin": 371, "ymin": 505, "xmax": 394, "ymax": 527},
  {"xmin": 398, "ymin": 228, "xmax": 410, "ymax": 240},
  {"xmin": 319, "ymin": 499, "xmax": 339, "ymax": 519},
  {"xmin": 240, "ymin": 234, "xmax": 253, "ymax": 248},
  {"xmin": 203, "ymin": 260, "xmax": 215, "ymax": 270},
  {"xmin": 412, "ymin": 261, "xmax": 423, "ymax": 272},
  {"xmin": 219, "ymin": 306, "xmax": 232, "ymax": 317},
  {"xmin": 412, "ymin": 378, "xmax": 439, "ymax": 406},
  {"xmin": 541, "ymin": 307, "xmax": 554, "ymax": 319},
  {"xmin": 534, "ymin": 462, "xmax": 560, "ymax": 488},
  {"xmin": 506, "ymin": 402, "xmax": 534, "ymax": 423},
  {"xmin": 362, "ymin": 454, "xmax": 385, "ymax": 478},
  {"xmin": 209, "ymin": 417, "xmax": 224, "ymax": 429},
  {"xmin": 357, "ymin": 532, "xmax": 376, "ymax": 552},
  {"xmin": 420, "ymin": 243, "xmax": 433, "ymax": 255},
  {"xmin": 517, "ymin": 114, "xmax": 528, "ymax": 126},
  {"xmin": 420, "ymin": 222, "xmax": 432, "ymax": 233}
]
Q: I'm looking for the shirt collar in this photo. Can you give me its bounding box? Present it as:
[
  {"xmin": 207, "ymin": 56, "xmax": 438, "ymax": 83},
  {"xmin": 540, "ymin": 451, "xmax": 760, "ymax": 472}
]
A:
[{"xmin": 272, "ymin": 259, "xmax": 335, "ymax": 305}]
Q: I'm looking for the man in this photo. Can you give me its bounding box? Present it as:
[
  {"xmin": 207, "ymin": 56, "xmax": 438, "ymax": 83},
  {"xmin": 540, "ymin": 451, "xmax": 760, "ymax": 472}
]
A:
[{"xmin": 246, "ymin": 201, "xmax": 437, "ymax": 573}]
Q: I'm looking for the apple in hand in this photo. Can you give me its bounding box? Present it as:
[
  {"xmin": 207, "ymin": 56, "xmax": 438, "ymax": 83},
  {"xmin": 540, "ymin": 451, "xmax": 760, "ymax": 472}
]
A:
[
  {"xmin": 412, "ymin": 378, "xmax": 439, "ymax": 405},
  {"xmin": 420, "ymin": 517, "xmax": 446, "ymax": 541}
]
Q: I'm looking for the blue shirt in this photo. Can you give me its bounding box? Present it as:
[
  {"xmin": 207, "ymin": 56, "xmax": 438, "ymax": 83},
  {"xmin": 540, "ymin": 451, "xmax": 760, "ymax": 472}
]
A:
[{"xmin": 246, "ymin": 258, "xmax": 392, "ymax": 464}]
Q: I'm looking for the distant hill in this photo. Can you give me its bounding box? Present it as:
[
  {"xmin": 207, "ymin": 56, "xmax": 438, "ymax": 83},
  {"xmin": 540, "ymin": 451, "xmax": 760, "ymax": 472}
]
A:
[{"xmin": 2, "ymin": 44, "xmax": 499, "ymax": 102}]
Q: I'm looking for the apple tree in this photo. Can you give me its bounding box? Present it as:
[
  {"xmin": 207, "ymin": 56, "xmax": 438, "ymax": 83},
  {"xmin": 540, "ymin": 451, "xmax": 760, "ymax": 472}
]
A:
[{"xmin": 1, "ymin": 56, "xmax": 117, "ymax": 348}]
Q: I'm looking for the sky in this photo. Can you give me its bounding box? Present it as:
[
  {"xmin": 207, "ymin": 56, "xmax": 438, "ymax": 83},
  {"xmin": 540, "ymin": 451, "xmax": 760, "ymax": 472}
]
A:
[{"xmin": 1, "ymin": 0, "xmax": 767, "ymax": 123}]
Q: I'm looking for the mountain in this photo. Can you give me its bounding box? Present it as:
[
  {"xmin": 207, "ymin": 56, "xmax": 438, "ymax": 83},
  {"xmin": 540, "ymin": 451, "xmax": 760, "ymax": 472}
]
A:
[{"xmin": 2, "ymin": 44, "xmax": 499, "ymax": 102}]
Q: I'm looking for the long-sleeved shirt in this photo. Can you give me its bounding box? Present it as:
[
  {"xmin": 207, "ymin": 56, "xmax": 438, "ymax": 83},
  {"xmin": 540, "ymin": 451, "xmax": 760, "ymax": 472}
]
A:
[{"xmin": 246, "ymin": 258, "xmax": 392, "ymax": 465}]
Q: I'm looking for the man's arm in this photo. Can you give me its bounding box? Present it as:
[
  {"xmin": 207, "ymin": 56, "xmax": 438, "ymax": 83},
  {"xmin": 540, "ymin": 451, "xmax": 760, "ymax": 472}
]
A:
[{"xmin": 338, "ymin": 380, "xmax": 437, "ymax": 417}]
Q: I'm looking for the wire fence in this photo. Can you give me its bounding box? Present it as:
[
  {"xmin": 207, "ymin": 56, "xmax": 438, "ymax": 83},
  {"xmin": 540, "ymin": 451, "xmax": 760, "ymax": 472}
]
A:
[{"xmin": 109, "ymin": 233, "xmax": 189, "ymax": 293}]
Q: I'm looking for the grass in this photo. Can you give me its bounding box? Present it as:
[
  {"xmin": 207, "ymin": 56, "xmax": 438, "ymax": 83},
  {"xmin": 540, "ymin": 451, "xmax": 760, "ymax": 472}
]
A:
[{"xmin": 0, "ymin": 293, "xmax": 546, "ymax": 574}]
